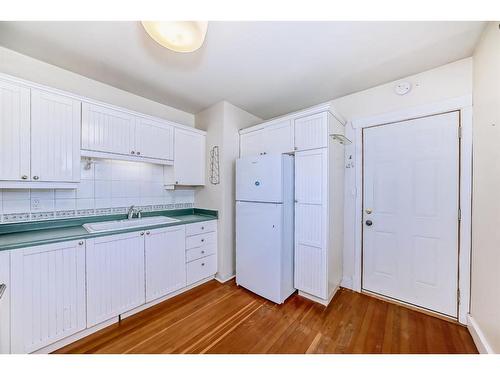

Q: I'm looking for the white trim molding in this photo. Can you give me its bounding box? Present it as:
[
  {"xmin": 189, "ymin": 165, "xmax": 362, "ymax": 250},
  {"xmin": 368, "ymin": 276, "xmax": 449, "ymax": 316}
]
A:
[
  {"xmin": 215, "ymin": 274, "xmax": 236, "ymax": 284},
  {"xmin": 349, "ymin": 95, "xmax": 473, "ymax": 325},
  {"xmin": 467, "ymin": 314, "xmax": 495, "ymax": 354}
]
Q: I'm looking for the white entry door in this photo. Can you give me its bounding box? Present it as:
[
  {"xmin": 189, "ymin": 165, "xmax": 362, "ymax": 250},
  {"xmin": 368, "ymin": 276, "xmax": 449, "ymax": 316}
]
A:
[{"xmin": 362, "ymin": 111, "xmax": 460, "ymax": 317}]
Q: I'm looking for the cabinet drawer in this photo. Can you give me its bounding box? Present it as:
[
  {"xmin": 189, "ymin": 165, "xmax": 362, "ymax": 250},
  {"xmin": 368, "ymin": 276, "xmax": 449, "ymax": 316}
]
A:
[
  {"xmin": 186, "ymin": 243, "xmax": 216, "ymax": 263},
  {"xmin": 186, "ymin": 220, "xmax": 216, "ymax": 236},
  {"xmin": 186, "ymin": 255, "xmax": 216, "ymax": 285},
  {"xmin": 186, "ymin": 231, "xmax": 216, "ymax": 249}
]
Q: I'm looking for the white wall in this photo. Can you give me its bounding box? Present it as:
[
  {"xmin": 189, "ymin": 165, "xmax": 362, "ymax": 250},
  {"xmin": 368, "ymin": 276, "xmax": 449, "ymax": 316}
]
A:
[
  {"xmin": 332, "ymin": 58, "xmax": 473, "ymax": 289},
  {"xmin": 470, "ymin": 22, "xmax": 500, "ymax": 353},
  {"xmin": 0, "ymin": 46, "xmax": 194, "ymax": 126},
  {"xmin": 195, "ymin": 101, "xmax": 261, "ymax": 280}
]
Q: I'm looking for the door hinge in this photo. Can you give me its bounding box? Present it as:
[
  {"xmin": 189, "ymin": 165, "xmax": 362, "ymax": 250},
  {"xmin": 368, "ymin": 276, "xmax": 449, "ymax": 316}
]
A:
[
  {"xmin": 457, "ymin": 288, "xmax": 461, "ymax": 305},
  {"xmin": 458, "ymin": 126, "xmax": 462, "ymax": 139},
  {"xmin": 458, "ymin": 208, "xmax": 461, "ymax": 222}
]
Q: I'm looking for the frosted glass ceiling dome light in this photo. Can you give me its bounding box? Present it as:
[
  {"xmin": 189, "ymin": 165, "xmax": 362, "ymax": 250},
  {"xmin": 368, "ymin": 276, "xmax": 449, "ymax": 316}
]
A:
[{"xmin": 141, "ymin": 21, "xmax": 208, "ymax": 53}]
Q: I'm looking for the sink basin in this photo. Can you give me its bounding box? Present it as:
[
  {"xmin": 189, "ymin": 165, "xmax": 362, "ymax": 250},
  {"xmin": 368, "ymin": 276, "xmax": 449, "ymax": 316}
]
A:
[{"xmin": 83, "ymin": 216, "xmax": 180, "ymax": 233}]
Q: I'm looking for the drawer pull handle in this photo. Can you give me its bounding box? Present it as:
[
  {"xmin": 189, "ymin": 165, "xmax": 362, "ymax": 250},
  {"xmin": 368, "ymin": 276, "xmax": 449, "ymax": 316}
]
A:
[{"xmin": 0, "ymin": 284, "xmax": 6, "ymax": 300}]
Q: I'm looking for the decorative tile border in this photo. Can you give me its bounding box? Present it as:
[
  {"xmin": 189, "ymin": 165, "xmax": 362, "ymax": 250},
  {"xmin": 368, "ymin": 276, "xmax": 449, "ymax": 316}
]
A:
[{"xmin": 0, "ymin": 202, "xmax": 194, "ymax": 224}]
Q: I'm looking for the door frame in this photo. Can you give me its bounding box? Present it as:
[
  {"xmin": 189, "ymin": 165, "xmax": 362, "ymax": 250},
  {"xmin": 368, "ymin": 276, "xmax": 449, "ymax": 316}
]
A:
[{"xmin": 349, "ymin": 95, "xmax": 472, "ymax": 324}]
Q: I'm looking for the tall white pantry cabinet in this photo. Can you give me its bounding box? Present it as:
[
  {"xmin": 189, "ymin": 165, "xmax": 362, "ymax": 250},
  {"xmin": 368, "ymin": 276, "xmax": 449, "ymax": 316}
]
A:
[{"xmin": 239, "ymin": 106, "xmax": 345, "ymax": 305}]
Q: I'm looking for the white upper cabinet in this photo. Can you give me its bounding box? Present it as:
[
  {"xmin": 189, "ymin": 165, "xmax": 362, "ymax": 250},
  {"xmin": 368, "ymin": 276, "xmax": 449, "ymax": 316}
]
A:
[
  {"xmin": 145, "ymin": 226, "xmax": 186, "ymax": 303},
  {"xmin": 294, "ymin": 112, "xmax": 328, "ymax": 151},
  {"xmin": 167, "ymin": 128, "xmax": 206, "ymax": 186},
  {"xmin": 135, "ymin": 116, "xmax": 174, "ymax": 161},
  {"xmin": 10, "ymin": 240, "xmax": 86, "ymax": 354},
  {"xmin": 31, "ymin": 89, "xmax": 81, "ymax": 182},
  {"xmin": 0, "ymin": 80, "xmax": 30, "ymax": 182},
  {"xmin": 240, "ymin": 120, "xmax": 293, "ymax": 157},
  {"xmin": 266, "ymin": 120, "xmax": 294, "ymax": 154},
  {"xmin": 81, "ymin": 102, "xmax": 136, "ymax": 157},
  {"xmin": 240, "ymin": 128, "xmax": 267, "ymax": 157}
]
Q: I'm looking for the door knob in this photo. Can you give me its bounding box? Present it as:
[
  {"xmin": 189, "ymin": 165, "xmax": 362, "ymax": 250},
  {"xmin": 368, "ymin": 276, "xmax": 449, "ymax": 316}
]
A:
[
  {"xmin": 365, "ymin": 208, "xmax": 372, "ymax": 214},
  {"xmin": 365, "ymin": 220, "xmax": 373, "ymax": 226}
]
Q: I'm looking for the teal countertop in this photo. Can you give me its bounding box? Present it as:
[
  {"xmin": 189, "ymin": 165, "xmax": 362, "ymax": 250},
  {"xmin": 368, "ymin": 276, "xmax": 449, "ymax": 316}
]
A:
[{"xmin": 0, "ymin": 208, "xmax": 217, "ymax": 251}]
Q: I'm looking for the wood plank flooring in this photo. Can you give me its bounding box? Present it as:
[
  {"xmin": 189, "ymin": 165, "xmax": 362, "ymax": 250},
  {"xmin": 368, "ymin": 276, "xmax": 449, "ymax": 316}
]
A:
[{"xmin": 54, "ymin": 280, "xmax": 478, "ymax": 354}]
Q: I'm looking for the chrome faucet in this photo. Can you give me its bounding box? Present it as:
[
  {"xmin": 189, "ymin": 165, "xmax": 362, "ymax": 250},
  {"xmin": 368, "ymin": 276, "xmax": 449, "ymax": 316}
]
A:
[{"xmin": 128, "ymin": 205, "xmax": 137, "ymax": 220}]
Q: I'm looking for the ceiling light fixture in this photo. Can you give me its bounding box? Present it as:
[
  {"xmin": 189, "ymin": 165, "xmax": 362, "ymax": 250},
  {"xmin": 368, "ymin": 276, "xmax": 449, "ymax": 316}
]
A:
[{"xmin": 141, "ymin": 21, "xmax": 208, "ymax": 53}]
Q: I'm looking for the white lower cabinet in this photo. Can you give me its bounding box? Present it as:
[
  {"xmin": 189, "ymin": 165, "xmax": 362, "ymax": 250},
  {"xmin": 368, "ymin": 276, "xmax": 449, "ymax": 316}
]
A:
[
  {"xmin": 185, "ymin": 221, "xmax": 218, "ymax": 286},
  {"xmin": 86, "ymin": 231, "xmax": 146, "ymax": 327},
  {"xmin": 0, "ymin": 251, "xmax": 11, "ymax": 354},
  {"xmin": 145, "ymin": 226, "xmax": 186, "ymax": 303},
  {"xmin": 10, "ymin": 240, "xmax": 86, "ymax": 354}
]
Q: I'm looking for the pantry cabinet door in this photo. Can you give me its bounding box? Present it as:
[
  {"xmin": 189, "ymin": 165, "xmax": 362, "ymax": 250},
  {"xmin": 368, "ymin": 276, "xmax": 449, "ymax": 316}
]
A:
[
  {"xmin": 174, "ymin": 128, "xmax": 206, "ymax": 185},
  {"xmin": 240, "ymin": 129, "xmax": 267, "ymax": 157},
  {"xmin": 135, "ymin": 117, "xmax": 174, "ymax": 161},
  {"xmin": 31, "ymin": 89, "xmax": 81, "ymax": 182},
  {"xmin": 266, "ymin": 120, "xmax": 294, "ymax": 154},
  {"xmin": 81, "ymin": 102, "xmax": 136, "ymax": 157},
  {"xmin": 86, "ymin": 232, "xmax": 146, "ymax": 327},
  {"xmin": 294, "ymin": 112, "xmax": 328, "ymax": 151},
  {"xmin": 10, "ymin": 240, "xmax": 86, "ymax": 353},
  {"xmin": 0, "ymin": 251, "xmax": 10, "ymax": 354},
  {"xmin": 0, "ymin": 80, "xmax": 30, "ymax": 181},
  {"xmin": 145, "ymin": 226, "xmax": 186, "ymax": 302}
]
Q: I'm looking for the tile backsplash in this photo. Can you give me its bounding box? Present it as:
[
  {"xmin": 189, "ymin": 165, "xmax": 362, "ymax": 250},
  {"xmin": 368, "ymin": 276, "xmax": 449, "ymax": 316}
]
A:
[{"xmin": 0, "ymin": 159, "xmax": 195, "ymax": 224}]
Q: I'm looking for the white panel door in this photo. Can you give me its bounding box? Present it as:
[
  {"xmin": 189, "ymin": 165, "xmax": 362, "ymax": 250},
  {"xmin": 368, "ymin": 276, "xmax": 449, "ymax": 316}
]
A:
[
  {"xmin": 145, "ymin": 226, "xmax": 186, "ymax": 303},
  {"xmin": 10, "ymin": 240, "xmax": 86, "ymax": 353},
  {"xmin": 0, "ymin": 80, "xmax": 30, "ymax": 181},
  {"xmin": 81, "ymin": 102, "xmax": 136, "ymax": 156},
  {"xmin": 174, "ymin": 128, "xmax": 206, "ymax": 185},
  {"xmin": 294, "ymin": 148, "xmax": 328, "ymax": 299},
  {"xmin": 0, "ymin": 251, "xmax": 10, "ymax": 354},
  {"xmin": 135, "ymin": 117, "xmax": 174, "ymax": 161},
  {"xmin": 363, "ymin": 111, "xmax": 460, "ymax": 317},
  {"xmin": 31, "ymin": 89, "xmax": 81, "ymax": 182},
  {"xmin": 240, "ymin": 129, "xmax": 267, "ymax": 157},
  {"xmin": 294, "ymin": 112, "xmax": 328, "ymax": 151},
  {"xmin": 86, "ymin": 231, "xmax": 145, "ymax": 327},
  {"xmin": 266, "ymin": 120, "xmax": 294, "ymax": 154}
]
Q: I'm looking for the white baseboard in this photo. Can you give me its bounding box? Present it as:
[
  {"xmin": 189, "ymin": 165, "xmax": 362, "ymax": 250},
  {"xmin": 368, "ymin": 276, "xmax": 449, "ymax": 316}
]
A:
[
  {"xmin": 467, "ymin": 314, "xmax": 495, "ymax": 354},
  {"xmin": 299, "ymin": 285, "xmax": 339, "ymax": 307},
  {"xmin": 215, "ymin": 273, "xmax": 235, "ymax": 283}
]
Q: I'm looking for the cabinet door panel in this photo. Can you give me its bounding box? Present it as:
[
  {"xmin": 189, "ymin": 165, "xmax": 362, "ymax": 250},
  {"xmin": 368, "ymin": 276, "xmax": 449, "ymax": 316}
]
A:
[
  {"xmin": 0, "ymin": 80, "xmax": 30, "ymax": 181},
  {"xmin": 145, "ymin": 226, "xmax": 186, "ymax": 302},
  {"xmin": 135, "ymin": 117, "xmax": 174, "ymax": 160},
  {"xmin": 81, "ymin": 102, "xmax": 136, "ymax": 156},
  {"xmin": 0, "ymin": 251, "xmax": 10, "ymax": 354},
  {"xmin": 240, "ymin": 129, "xmax": 267, "ymax": 157},
  {"xmin": 294, "ymin": 112, "xmax": 328, "ymax": 151},
  {"xmin": 174, "ymin": 128, "xmax": 205, "ymax": 185},
  {"xmin": 266, "ymin": 120, "xmax": 294, "ymax": 154},
  {"xmin": 86, "ymin": 232, "xmax": 145, "ymax": 327},
  {"xmin": 10, "ymin": 241, "xmax": 86, "ymax": 353},
  {"xmin": 294, "ymin": 149, "xmax": 328, "ymax": 299},
  {"xmin": 31, "ymin": 89, "xmax": 81, "ymax": 182}
]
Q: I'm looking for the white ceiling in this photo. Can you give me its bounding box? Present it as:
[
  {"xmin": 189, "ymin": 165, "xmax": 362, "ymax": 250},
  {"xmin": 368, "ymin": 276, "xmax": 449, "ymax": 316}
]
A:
[{"xmin": 0, "ymin": 21, "xmax": 485, "ymax": 119}]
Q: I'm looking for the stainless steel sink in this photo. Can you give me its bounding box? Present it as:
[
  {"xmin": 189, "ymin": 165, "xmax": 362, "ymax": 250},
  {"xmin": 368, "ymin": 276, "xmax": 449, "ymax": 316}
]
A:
[{"xmin": 83, "ymin": 216, "xmax": 180, "ymax": 233}]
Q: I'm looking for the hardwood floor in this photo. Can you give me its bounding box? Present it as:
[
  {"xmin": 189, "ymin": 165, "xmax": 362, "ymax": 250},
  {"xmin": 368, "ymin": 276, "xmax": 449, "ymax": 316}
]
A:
[{"xmin": 54, "ymin": 280, "xmax": 478, "ymax": 354}]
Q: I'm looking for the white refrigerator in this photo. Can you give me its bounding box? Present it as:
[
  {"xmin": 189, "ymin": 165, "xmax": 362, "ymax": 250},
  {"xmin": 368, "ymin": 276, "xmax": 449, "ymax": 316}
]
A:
[{"xmin": 235, "ymin": 154, "xmax": 295, "ymax": 304}]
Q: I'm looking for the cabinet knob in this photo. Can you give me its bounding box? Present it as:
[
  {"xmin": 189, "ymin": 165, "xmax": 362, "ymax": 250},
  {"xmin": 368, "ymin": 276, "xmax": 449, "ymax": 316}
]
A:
[
  {"xmin": 0, "ymin": 283, "xmax": 7, "ymax": 300},
  {"xmin": 21, "ymin": 175, "xmax": 28, "ymax": 180},
  {"xmin": 201, "ymin": 226, "xmax": 205, "ymax": 230},
  {"xmin": 146, "ymin": 231, "xmax": 150, "ymax": 235},
  {"xmin": 294, "ymin": 147, "xmax": 298, "ymax": 151},
  {"xmin": 175, "ymin": 181, "xmax": 179, "ymax": 184},
  {"xmin": 33, "ymin": 175, "xmax": 39, "ymax": 180},
  {"xmin": 140, "ymin": 232, "xmax": 145, "ymax": 236},
  {"xmin": 201, "ymin": 238, "xmax": 205, "ymax": 242},
  {"xmin": 201, "ymin": 250, "xmax": 205, "ymax": 254},
  {"xmin": 137, "ymin": 151, "xmax": 141, "ymax": 155},
  {"xmin": 201, "ymin": 263, "xmax": 205, "ymax": 267},
  {"xmin": 131, "ymin": 150, "xmax": 135, "ymax": 155},
  {"xmin": 78, "ymin": 241, "xmax": 84, "ymax": 246}
]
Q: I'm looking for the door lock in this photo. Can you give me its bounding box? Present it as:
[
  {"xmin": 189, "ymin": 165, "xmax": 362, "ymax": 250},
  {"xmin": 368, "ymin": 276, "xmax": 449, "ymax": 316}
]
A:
[{"xmin": 365, "ymin": 220, "xmax": 373, "ymax": 226}]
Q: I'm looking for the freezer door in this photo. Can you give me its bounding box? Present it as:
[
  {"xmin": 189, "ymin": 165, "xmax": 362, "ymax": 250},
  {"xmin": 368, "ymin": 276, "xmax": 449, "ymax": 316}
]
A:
[
  {"xmin": 236, "ymin": 201, "xmax": 283, "ymax": 303},
  {"xmin": 236, "ymin": 154, "xmax": 283, "ymax": 203}
]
